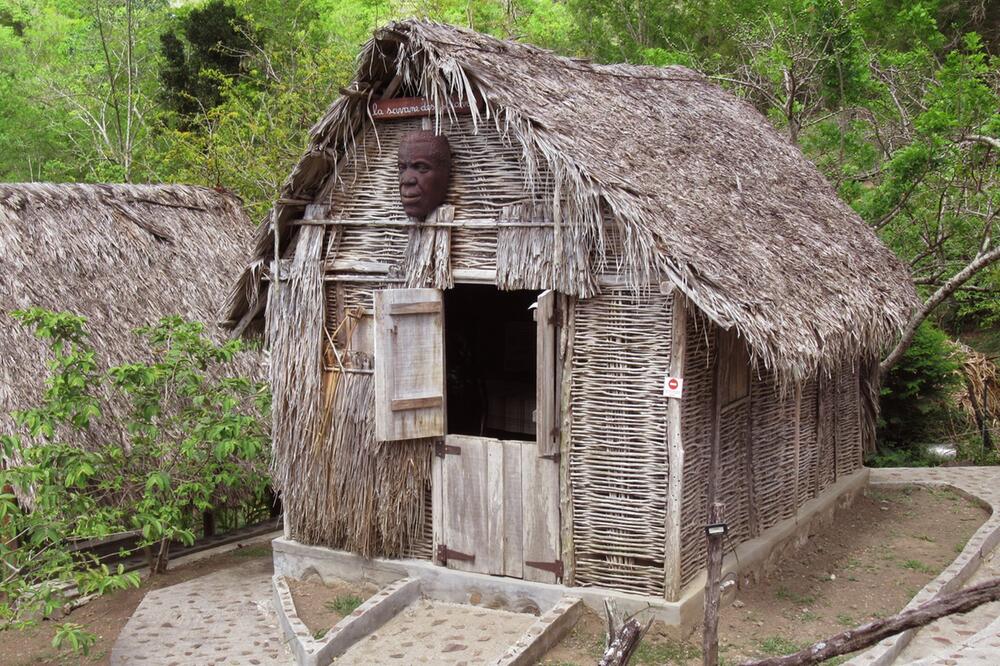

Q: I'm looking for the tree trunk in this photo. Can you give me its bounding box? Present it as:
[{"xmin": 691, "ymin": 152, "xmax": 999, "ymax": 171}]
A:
[
  {"xmin": 147, "ymin": 537, "xmax": 170, "ymax": 575},
  {"xmin": 880, "ymin": 245, "xmax": 1000, "ymax": 378}
]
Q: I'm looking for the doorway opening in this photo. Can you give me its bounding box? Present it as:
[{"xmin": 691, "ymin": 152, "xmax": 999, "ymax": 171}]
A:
[{"xmin": 444, "ymin": 285, "xmax": 538, "ymax": 441}]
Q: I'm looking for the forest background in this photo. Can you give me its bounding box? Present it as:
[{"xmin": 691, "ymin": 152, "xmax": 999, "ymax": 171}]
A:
[{"xmin": 1, "ymin": 0, "xmax": 998, "ymax": 464}]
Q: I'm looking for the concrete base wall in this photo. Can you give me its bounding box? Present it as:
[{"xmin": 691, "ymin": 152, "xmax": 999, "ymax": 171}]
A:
[{"xmin": 275, "ymin": 467, "xmax": 870, "ymax": 633}]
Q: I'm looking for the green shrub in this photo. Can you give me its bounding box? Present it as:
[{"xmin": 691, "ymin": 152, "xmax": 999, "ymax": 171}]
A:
[
  {"xmin": 874, "ymin": 322, "xmax": 963, "ymax": 463},
  {"xmin": 0, "ymin": 309, "xmax": 270, "ymax": 651}
]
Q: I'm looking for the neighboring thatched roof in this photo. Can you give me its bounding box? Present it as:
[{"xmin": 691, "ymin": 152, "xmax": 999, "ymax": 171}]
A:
[
  {"xmin": 223, "ymin": 19, "xmax": 917, "ymax": 379},
  {"xmin": 1, "ymin": 183, "xmax": 257, "ymax": 471}
]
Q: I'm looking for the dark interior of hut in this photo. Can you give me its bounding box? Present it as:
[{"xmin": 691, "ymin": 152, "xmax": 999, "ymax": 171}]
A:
[{"xmin": 444, "ymin": 285, "xmax": 538, "ymax": 441}]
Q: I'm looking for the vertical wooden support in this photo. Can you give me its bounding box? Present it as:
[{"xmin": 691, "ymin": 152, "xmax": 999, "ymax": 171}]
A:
[
  {"xmin": 707, "ymin": 328, "xmax": 723, "ymax": 506},
  {"xmin": 663, "ymin": 294, "xmax": 687, "ymax": 601},
  {"xmin": 558, "ymin": 295, "xmax": 577, "ymax": 586},
  {"xmin": 702, "ymin": 501, "xmax": 726, "ymax": 666},
  {"xmin": 793, "ymin": 383, "xmax": 802, "ymax": 509},
  {"xmin": 744, "ymin": 370, "xmax": 759, "ymax": 538}
]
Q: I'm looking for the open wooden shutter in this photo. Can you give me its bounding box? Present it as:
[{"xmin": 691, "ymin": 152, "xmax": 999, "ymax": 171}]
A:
[
  {"xmin": 536, "ymin": 290, "xmax": 559, "ymax": 456},
  {"xmin": 374, "ymin": 288, "xmax": 445, "ymax": 442}
]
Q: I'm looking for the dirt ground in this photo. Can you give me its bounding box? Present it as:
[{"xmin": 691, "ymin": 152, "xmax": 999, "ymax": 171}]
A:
[
  {"xmin": 287, "ymin": 575, "xmax": 379, "ymax": 638},
  {"xmin": 541, "ymin": 485, "xmax": 989, "ymax": 665},
  {"xmin": 1, "ymin": 542, "xmax": 275, "ymax": 666}
]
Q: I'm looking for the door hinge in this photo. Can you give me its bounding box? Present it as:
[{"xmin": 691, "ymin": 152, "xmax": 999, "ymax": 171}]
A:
[
  {"xmin": 435, "ymin": 440, "xmax": 461, "ymax": 457},
  {"xmin": 436, "ymin": 544, "xmax": 475, "ymax": 566},
  {"xmin": 539, "ymin": 451, "xmax": 560, "ymax": 462},
  {"xmin": 525, "ymin": 559, "xmax": 564, "ymax": 579}
]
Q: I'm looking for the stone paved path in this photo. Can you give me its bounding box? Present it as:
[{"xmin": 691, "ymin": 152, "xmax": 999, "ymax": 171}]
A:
[
  {"xmin": 846, "ymin": 466, "xmax": 1000, "ymax": 665},
  {"xmin": 332, "ymin": 598, "xmax": 535, "ymax": 665},
  {"xmin": 111, "ymin": 557, "xmax": 292, "ymax": 665}
]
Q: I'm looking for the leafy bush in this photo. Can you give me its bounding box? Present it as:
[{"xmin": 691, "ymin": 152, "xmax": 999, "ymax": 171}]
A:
[
  {"xmin": 0, "ymin": 308, "xmax": 270, "ymax": 649},
  {"xmin": 874, "ymin": 322, "xmax": 963, "ymax": 463}
]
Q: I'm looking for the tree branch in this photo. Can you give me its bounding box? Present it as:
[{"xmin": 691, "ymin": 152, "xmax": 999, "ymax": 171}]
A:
[
  {"xmin": 881, "ymin": 244, "xmax": 1000, "ymax": 377},
  {"xmin": 739, "ymin": 578, "xmax": 1000, "ymax": 666}
]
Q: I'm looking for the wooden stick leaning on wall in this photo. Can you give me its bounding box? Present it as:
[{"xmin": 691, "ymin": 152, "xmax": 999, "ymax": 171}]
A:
[
  {"xmin": 559, "ymin": 294, "xmax": 577, "ymax": 586},
  {"xmin": 702, "ymin": 502, "xmax": 726, "ymax": 666},
  {"xmin": 738, "ymin": 577, "xmax": 1000, "ymax": 666}
]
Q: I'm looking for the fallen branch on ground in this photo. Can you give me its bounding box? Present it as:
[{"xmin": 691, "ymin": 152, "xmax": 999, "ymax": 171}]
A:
[{"xmin": 739, "ymin": 577, "xmax": 1000, "ymax": 665}]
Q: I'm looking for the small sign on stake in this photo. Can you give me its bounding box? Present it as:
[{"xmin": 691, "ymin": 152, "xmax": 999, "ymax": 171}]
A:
[{"xmin": 663, "ymin": 374, "xmax": 684, "ymax": 399}]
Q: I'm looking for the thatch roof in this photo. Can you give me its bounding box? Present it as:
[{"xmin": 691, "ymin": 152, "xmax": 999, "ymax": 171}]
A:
[
  {"xmin": 1, "ymin": 183, "xmax": 256, "ymax": 466},
  {"xmin": 223, "ymin": 19, "xmax": 917, "ymax": 379}
]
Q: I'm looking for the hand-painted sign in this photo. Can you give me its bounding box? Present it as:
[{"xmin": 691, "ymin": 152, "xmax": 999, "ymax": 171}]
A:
[
  {"xmin": 371, "ymin": 97, "xmax": 473, "ymax": 120},
  {"xmin": 663, "ymin": 375, "xmax": 684, "ymax": 399}
]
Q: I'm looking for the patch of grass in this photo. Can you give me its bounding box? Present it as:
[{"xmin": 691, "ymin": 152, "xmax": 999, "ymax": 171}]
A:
[
  {"xmin": 231, "ymin": 545, "xmax": 271, "ymax": 558},
  {"xmin": 954, "ymin": 539, "xmax": 968, "ymax": 554},
  {"xmin": 312, "ymin": 628, "xmax": 327, "ymax": 640},
  {"xmin": 836, "ymin": 613, "xmax": 856, "ymax": 627},
  {"xmin": 797, "ymin": 609, "xmax": 820, "ymax": 622},
  {"xmin": 324, "ymin": 594, "xmax": 364, "ymax": 616},
  {"xmin": 756, "ymin": 636, "xmax": 803, "ymax": 656},
  {"xmin": 634, "ymin": 638, "xmax": 700, "ymax": 664},
  {"xmin": 876, "ymin": 545, "xmax": 897, "ymax": 562},
  {"xmin": 928, "ymin": 487, "xmax": 962, "ymax": 502},
  {"xmin": 913, "ymin": 534, "xmax": 936, "ymax": 543},
  {"xmin": 774, "ymin": 586, "xmax": 818, "ymax": 605},
  {"xmin": 901, "ymin": 559, "xmax": 934, "ymax": 574},
  {"xmin": 867, "ymin": 489, "xmax": 895, "ymax": 502}
]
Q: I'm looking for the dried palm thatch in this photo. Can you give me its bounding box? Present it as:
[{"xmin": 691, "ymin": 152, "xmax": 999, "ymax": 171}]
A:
[
  {"xmin": 223, "ymin": 19, "xmax": 916, "ymax": 380},
  {"xmin": 0, "ymin": 183, "xmax": 258, "ymax": 502},
  {"xmin": 954, "ymin": 343, "xmax": 1000, "ymax": 456}
]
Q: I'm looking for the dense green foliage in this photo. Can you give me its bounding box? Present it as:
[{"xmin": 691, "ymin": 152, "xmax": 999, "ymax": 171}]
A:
[
  {"xmin": 0, "ymin": 0, "xmax": 996, "ymax": 455},
  {"xmin": 0, "ymin": 309, "xmax": 270, "ymax": 650},
  {"xmin": 876, "ymin": 322, "xmax": 963, "ymax": 458}
]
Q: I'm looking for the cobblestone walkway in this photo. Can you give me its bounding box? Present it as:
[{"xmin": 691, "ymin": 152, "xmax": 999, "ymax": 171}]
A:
[
  {"xmin": 111, "ymin": 557, "xmax": 292, "ymax": 665},
  {"xmin": 332, "ymin": 598, "xmax": 535, "ymax": 665},
  {"xmin": 846, "ymin": 466, "xmax": 1000, "ymax": 665}
]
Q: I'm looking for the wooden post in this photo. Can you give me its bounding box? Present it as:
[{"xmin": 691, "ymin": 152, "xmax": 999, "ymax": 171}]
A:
[
  {"xmin": 558, "ymin": 295, "xmax": 577, "ymax": 586},
  {"xmin": 663, "ymin": 294, "xmax": 687, "ymax": 601},
  {"xmin": 703, "ymin": 501, "xmax": 725, "ymax": 666}
]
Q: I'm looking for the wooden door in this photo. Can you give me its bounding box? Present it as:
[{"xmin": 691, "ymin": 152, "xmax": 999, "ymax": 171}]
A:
[
  {"xmin": 373, "ymin": 288, "xmax": 445, "ymax": 442},
  {"xmin": 436, "ymin": 435, "xmax": 561, "ymax": 583}
]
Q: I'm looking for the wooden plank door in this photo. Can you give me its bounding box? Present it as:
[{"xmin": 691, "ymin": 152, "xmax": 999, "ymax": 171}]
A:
[{"xmin": 437, "ymin": 435, "xmax": 560, "ymax": 583}]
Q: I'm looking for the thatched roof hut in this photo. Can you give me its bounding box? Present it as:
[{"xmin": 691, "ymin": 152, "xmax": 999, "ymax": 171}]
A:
[
  {"xmin": 223, "ymin": 20, "xmax": 917, "ymax": 612},
  {"xmin": 225, "ymin": 19, "xmax": 915, "ymax": 381},
  {"xmin": 1, "ymin": 183, "xmax": 256, "ymax": 462}
]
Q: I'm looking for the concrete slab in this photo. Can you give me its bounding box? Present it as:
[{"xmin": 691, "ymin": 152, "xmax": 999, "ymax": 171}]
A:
[
  {"xmin": 274, "ymin": 576, "xmax": 420, "ymax": 666},
  {"xmin": 111, "ymin": 556, "xmax": 292, "ymax": 665},
  {"xmin": 332, "ymin": 599, "xmax": 535, "ymax": 665}
]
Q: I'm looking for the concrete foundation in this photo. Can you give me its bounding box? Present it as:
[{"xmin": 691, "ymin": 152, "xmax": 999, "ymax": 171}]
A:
[{"xmin": 273, "ymin": 467, "xmax": 870, "ymax": 638}]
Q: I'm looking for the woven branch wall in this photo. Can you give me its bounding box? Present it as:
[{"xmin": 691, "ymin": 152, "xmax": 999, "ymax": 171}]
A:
[
  {"xmin": 569, "ymin": 288, "xmax": 673, "ymax": 596},
  {"xmin": 321, "ymin": 117, "xmax": 604, "ymax": 295},
  {"xmin": 326, "ymin": 116, "xmax": 536, "ymax": 273},
  {"xmin": 835, "ymin": 364, "xmax": 863, "ymax": 478},
  {"xmin": 798, "ymin": 377, "xmax": 820, "ymax": 506},
  {"xmin": 679, "ymin": 311, "xmax": 716, "ymax": 589},
  {"xmin": 750, "ymin": 369, "xmax": 799, "ymax": 531},
  {"xmin": 678, "ymin": 330, "xmax": 868, "ymax": 589}
]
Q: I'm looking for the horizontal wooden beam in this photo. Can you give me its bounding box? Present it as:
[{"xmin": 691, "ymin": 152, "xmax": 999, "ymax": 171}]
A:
[{"xmin": 391, "ymin": 395, "xmax": 444, "ymax": 411}]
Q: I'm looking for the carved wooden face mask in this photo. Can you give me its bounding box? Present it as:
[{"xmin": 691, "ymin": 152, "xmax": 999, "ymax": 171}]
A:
[{"xmin": 397, "ymin": 131, "xmax": 452, "ymax": 220}]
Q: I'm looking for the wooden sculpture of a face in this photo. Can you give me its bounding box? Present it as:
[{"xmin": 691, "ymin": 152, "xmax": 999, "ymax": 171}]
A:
[{"xmin": 397, "ymin": 131, "xmax": 452, "ymax": 221}]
